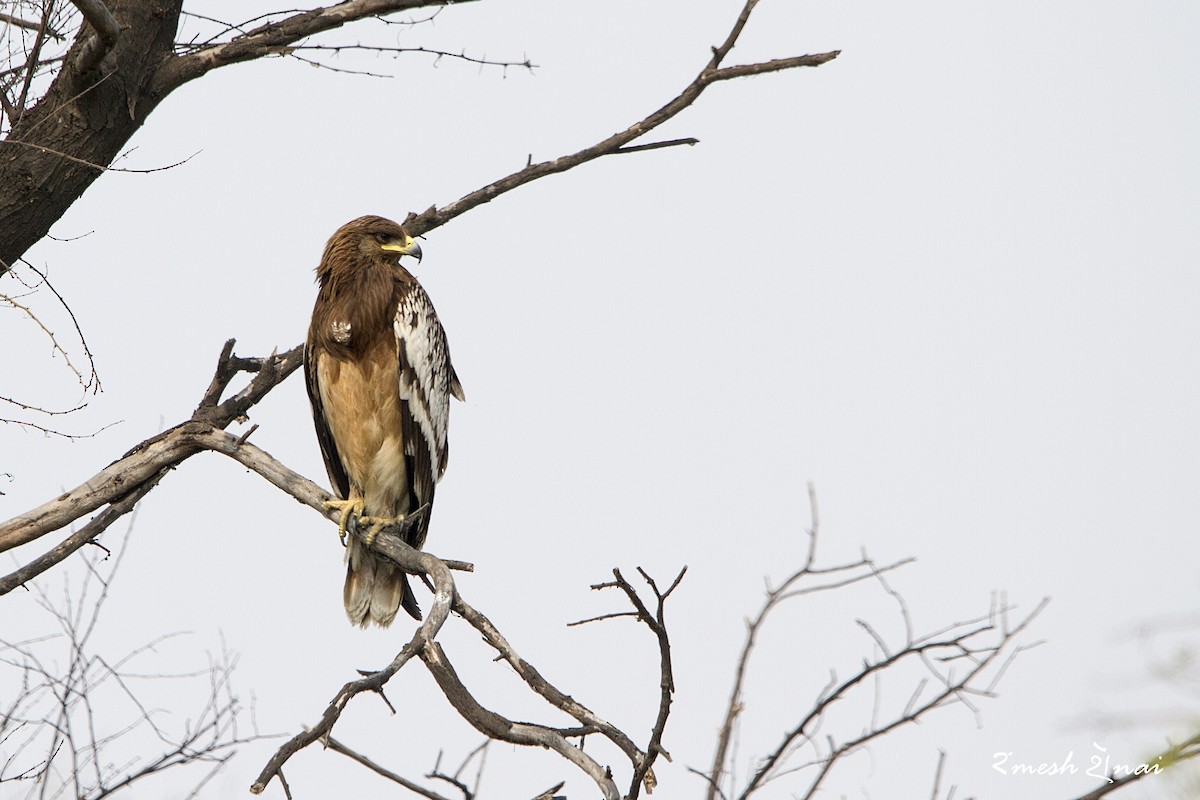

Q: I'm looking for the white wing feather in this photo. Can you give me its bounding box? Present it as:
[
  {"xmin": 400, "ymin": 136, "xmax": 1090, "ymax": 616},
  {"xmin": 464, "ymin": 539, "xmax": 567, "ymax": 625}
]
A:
[{"xmin": 394, "ymin": 287, "xmax": 454, "ymax": 481}]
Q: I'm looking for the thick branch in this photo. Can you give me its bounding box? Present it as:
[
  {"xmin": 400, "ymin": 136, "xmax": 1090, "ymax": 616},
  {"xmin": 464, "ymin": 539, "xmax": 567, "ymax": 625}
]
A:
[
  {"xmin": 156, "ymin": 0, "xmax": 463, "ymax": 92},
  {"xmin": 0, "ymin": 341, "xmax": 300, "ymax": 559},
  {"xmin": 0, "ymin": 0, "xmax": 182, "ymax": 276},
  {"xmin": 0, "ymin": 467, "xmax": 162, "ymax": 594},
  {"xmin": 419, "ymin": 642, "xmax": 620, "ymax": 800},
  {"xmin": 454, "ymin": 595, "xmax": 646, "ymax": 767},
  {"xmin": 71, "ymin": 0, "xmax": 122, "ymax": 73}
]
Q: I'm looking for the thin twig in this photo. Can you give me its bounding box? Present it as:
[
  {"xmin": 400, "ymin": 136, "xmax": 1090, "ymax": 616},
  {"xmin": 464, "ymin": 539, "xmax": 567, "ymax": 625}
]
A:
[{"xmin": 325, "ymin": 736, "xmax": 455, "ymax": 800}]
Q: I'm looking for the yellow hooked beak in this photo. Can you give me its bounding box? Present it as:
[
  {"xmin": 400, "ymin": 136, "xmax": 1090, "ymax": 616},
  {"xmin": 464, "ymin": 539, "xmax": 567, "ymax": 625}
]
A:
[{"xmin": 381, "ymin": 234, "xmax": 422, "ymax": 262}]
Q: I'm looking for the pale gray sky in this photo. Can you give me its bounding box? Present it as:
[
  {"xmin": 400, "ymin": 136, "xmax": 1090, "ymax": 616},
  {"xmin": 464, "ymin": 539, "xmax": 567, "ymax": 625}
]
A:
[{"xmin": 4, "ymin": 1, "xmax": 1199, "ymax": 798}]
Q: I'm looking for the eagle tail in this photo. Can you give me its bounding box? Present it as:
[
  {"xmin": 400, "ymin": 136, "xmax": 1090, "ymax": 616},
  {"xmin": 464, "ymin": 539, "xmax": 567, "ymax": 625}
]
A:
[{"xmin": 344, "ymin": 539, "xmax": 422, "ymax": 627}]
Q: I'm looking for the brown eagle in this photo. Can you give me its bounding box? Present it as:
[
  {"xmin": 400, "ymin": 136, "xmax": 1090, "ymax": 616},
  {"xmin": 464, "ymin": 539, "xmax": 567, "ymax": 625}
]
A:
[{"xmin": 304, "ymin": 215, "xmax": 463, "ymax": 627}]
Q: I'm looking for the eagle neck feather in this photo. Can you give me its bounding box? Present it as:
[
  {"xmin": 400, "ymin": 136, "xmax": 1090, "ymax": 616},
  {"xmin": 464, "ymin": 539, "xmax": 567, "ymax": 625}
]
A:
[{"xmin": 313, "ymin": 254, "xmax": 413, "ymax": 356}]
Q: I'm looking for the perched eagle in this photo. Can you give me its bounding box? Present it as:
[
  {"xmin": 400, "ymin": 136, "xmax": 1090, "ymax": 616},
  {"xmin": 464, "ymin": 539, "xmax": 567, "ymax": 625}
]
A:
[{"xmin": 304, "ymin": 215, "xmax": 463, "ymax": 627}]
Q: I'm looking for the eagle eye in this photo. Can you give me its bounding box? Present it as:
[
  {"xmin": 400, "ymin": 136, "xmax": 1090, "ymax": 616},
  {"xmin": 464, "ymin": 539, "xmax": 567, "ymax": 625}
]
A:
[{"xmin": 374, "ymin": 232, "xmax": 391, "ymax": 244}]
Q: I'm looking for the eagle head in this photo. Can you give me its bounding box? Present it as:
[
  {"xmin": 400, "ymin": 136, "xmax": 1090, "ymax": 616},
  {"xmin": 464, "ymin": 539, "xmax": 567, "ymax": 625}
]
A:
[{"xmin": 318, "ymin": 215, "xmax": 422, "ymax": 284}]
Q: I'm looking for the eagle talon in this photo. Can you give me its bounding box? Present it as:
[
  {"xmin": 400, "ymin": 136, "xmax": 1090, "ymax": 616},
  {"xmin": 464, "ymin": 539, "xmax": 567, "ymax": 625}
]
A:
[
  {"xmin": 323, "ymin": 497, "xmax": 365, "ymax": 546},
  {"xmin": 359, "ymin": 514, "xmax": 405, "ymax": 548}
]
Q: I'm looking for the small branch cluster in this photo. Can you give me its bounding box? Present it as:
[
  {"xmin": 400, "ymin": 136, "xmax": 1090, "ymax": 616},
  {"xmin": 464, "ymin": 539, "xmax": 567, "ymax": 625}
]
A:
[
  {"xmin": 0, "ymin": 0, "xmax": 76, "ymax": 131},
  {"xmin": 696, "ymin": 483, "xmax": 1049, "ymax": 800},
  {"xmin": 573, "ymin": 567, "xmax": 687, "ymax": 798},
  {"xmin": 1, "ymin": 262, "xmax": 102, "ymax": 435},
  {"xmin": 0, "ymin": 524, "xmax": 274, "ymax": 797}
]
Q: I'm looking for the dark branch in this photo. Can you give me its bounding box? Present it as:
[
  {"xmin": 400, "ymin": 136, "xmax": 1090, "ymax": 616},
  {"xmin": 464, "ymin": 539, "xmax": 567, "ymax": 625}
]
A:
[
  {"xmin": 71, "ymin": 0, "xmax": 122, "ymax": 73},
  {"xmin": 0, "ymin": 12, "xmax": 62, "ymax": 38},
  {"xmin": 12, "ymin": 0, "xmax": 55, "ymax": 122},
  {"xmin": 157, "ymin": 0, "xmax": 468, "ymax": 91},
  {"xmin": 399, "ymin": 42, "xmax": 838, "ymax": 239},
  {"xmin": 613, "ymin": 137, "xmax": 699, "ymax": 155},
  {"xmin": 1068, "ymin": 731, "xmax": 1200, "ymax": 800}
]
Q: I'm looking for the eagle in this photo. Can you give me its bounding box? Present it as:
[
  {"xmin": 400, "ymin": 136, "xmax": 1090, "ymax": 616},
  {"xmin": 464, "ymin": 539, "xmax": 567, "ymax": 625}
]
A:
[{"xmin": 304, "ymin": 215, "xmax": 463, "ymax": 627}]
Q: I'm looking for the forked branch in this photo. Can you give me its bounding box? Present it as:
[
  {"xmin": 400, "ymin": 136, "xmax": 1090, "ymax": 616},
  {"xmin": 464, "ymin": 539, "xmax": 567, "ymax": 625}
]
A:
[
  {"xmin": 0, "ymin": 339, "xmax": 302, "ymax": 568},
  {"xmin": 400, "ymin": 0, "xmax": 839, "ymax": 239},
  {"xmin": 698, "ymin": 483, "xmax": 1048, "ymax": 800}
]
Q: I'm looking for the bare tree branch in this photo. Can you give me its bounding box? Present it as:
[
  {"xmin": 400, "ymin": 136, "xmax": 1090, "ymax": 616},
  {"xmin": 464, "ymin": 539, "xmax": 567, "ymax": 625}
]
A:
[
  {"xmin": 418, "ymin": 641, "xmax": 621, "ymax": 800},
  {"xmin": 1, "ymin": 264, "xmax": 100, "ymax": 420},
  {"xmin": 454, "ymin": 595, "xmax": 644, "ymax": 768},
  {"xmin": 0, "ymin": 340, "xmax": 301, "ymax": 557},
  {"xmin": 249, "ymin": 531, "xmax": 456, "ymax": 794},
  {"xmin": 325, "ymin": 736, "xmax": 457, "ymax": 800},
  {"xmin": 12, "ymin": 0, "xmax": 57, "ymax": 122},
  {"xmin": 1068, "ymin": 731, "xmax": 1200, "ymax": 800},
  {"xmin": 0, "ymin": 524, "xmax": 275, "ymax": 796},
  {"xmin": 694, "ymin": 482, "xmax": 1049, "ymax": 800},
  {"xmin": 399, "ymin": 14, "xmax": 838, "ymax": 239},
  {"xmin": 282, "ymin": 42, "xmax": 534, "ymax": 72},
  {"xmin": 156, "ymin": 0, "xmax": 464, "ymax": 91},
  {"xmin": 0, "ymin": 468, "xmax": 161, "ymax": 594},
  {"xmin": 0, "ymin": 12, "xmax": 62, "ymax": 38},
  {"xmin": 590, "ymin": 566, "xmax": 685, "ymax": 799}
]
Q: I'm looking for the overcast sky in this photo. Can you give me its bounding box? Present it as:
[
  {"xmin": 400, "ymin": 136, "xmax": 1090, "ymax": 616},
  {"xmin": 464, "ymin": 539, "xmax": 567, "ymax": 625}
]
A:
[{"xmin": 4, "ymin": 1, "xmax": 1199, "ymax": 798}]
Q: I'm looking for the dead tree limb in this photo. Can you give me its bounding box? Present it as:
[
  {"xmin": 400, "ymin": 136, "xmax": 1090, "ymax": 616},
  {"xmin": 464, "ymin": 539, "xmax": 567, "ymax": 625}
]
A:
[
  {"xmin": 0, "ymin": 340, "xmax": 301, "ymax": 565},
  {"xmin": 0, "ymin": 526, "xmax": 274, "ymax": 797},
  {"xmin": 695, "ymin": 483, "xmax": 1049, "ymax": 800},
  {"xmin": 400, "ymin": 1, "xmax": 839, "ymax": 239},
  {"xmin": 324, "ymin": 737, "xmax": 458, "ymax": 800},
  {"xmin": 579, "ymin": 567, "xmax": 686, "ymax": 798}
]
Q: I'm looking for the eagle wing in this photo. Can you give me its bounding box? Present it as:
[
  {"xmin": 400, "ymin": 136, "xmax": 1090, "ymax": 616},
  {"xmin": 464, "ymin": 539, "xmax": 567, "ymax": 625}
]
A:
[
  {"xmin": 395, "ymin": 282, "xmax": 464, "ymax": 550},
  {"xmin": 303, "ymin": 331, "xmax": 350, "ymax": 501}
]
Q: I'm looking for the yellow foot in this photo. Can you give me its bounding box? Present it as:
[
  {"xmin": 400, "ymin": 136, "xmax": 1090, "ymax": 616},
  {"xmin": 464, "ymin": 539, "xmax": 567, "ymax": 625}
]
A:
[
  {"xmin": 359, "ymin": 514, "xmax": 405, "ymax": 547},
  {"xmin": 323, "ymin": 497, "xmax": 365, "ymax": 546}
]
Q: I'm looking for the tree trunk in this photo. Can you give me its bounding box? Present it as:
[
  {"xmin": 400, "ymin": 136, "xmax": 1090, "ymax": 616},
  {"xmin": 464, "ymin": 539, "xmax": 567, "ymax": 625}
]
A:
[{"xmin": 0, "ymin": 0, "xmax": 183, "ymax": 274}]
